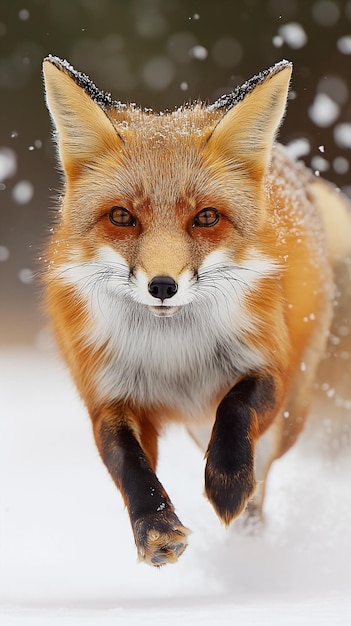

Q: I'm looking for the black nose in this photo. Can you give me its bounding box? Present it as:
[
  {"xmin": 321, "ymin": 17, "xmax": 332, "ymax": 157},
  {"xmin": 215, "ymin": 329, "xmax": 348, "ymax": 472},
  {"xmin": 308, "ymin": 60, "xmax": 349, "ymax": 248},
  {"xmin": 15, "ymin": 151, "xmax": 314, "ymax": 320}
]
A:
[{"xmin": 148, "ymin": 276, "xmax": 178, "ymax": 301}]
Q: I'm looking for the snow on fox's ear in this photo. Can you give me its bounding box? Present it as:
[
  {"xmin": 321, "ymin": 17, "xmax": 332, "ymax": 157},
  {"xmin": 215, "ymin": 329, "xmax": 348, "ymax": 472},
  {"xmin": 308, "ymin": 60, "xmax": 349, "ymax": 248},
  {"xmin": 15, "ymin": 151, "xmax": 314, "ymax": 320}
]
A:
[
  {"xmin": 43, "ymin": 56, "xmax": 121, "ymax": 176},
  {"xmin": 207, "ymin": 61, "xmax": 292, "ymax": 178}
]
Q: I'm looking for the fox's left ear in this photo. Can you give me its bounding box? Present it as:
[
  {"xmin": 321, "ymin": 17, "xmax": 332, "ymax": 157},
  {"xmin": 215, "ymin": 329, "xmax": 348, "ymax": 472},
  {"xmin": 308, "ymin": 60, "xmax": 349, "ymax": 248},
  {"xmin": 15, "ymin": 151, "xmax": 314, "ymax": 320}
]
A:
[
  {"xmin": 43, "ymin": 56, "xmax": 121, "ymax": 176},
  {"xmin": 207, "ymin": 61, "xmax": 292, "ymax": 178}
]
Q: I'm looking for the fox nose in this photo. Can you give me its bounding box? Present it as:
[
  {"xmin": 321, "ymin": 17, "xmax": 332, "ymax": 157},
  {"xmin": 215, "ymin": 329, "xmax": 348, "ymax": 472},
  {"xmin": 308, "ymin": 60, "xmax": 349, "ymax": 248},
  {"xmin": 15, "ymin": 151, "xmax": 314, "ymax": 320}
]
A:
[{"xmin": 148, "ymin": 276, "xmax": 178, "ymax": 302}]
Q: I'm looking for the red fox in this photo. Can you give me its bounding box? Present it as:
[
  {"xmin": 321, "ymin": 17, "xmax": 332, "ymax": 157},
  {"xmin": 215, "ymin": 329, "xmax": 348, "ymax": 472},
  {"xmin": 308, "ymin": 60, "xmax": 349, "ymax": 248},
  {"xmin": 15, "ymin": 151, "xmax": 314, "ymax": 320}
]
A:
[{"xmin": 43, "ymin": 56, "xmax": 351, "ymax": 566}]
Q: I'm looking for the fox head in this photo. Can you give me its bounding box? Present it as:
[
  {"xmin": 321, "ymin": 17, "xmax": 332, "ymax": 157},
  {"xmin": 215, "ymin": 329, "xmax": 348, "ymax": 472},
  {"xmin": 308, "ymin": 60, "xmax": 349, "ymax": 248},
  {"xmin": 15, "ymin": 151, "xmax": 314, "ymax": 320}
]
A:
[{"xmin": 43, "ymin": 56, "xmax": 291, "ymax": 320}]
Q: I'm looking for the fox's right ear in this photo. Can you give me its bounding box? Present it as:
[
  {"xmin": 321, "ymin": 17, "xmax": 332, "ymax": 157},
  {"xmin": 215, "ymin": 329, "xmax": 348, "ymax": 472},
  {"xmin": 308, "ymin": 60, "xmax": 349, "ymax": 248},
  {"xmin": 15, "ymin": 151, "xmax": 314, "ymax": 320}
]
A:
[
  {"xmin": 207, "ymin": 61, "xmax": 292, "ymax": 180},
  {"xmin": 43, "ymin": 57, "xmax": 121, "ymax": 176}
]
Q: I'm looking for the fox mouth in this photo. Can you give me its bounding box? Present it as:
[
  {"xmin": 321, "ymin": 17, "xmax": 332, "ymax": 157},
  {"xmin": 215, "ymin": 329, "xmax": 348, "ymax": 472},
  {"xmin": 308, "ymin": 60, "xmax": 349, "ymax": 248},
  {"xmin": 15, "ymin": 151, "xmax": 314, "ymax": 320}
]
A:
[{"xmin": 148, "ymin": 305, "xmax": 182, "ymax": 318}]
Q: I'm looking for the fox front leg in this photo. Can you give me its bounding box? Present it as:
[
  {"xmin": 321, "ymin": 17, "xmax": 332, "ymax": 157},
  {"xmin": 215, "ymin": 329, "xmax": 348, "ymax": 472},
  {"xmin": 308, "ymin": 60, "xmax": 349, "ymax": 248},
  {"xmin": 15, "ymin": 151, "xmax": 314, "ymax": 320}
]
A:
[
  {"xmin": 93, "ymin": 407, "xmax": 189, "ymax": 566},
  {"xmin": 205, "ymin": 375, "xmax": 281, "ymax": 525}
]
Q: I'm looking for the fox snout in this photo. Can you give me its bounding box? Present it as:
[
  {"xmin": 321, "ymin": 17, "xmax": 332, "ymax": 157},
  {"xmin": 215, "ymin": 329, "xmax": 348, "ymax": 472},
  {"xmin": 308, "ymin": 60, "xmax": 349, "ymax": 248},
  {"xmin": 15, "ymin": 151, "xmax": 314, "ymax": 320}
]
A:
[{"xmin": 148, "ymin": 276, "xmax": 179, "ymax": 302}]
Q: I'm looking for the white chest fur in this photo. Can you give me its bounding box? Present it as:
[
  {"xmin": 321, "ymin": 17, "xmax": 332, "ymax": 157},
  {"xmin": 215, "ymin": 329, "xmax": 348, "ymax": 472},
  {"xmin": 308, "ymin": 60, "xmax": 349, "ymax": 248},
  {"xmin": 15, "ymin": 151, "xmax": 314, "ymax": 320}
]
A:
[{"xmin": 55, "ymin": 246, "xmax": 277, "ymax": 416}]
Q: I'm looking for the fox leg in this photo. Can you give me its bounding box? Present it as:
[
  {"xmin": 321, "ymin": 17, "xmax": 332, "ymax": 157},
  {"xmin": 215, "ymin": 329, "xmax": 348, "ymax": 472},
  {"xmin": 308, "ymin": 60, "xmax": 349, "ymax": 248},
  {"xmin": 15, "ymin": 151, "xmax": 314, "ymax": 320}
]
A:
[
  {"xmin": 92, "ymin": 404, "xmax": 189, "ymax": 566},
  {"xmin": 246, "ymin": 366, "xmax": 321, "ymax": 524},
  {"xmin": 205, "ymin": 374, "xmax": 285, "ymax": 525},
  {"xmin": 242, "ymin": 419, "xmax": 279, "ymax": 525}
]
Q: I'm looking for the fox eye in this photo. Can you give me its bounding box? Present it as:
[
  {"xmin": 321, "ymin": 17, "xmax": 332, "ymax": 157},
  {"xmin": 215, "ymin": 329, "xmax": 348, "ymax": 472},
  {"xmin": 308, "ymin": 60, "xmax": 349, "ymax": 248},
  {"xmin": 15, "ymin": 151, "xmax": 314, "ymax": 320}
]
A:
[
  {"xmin": 109, "ymin": 206, "xmax": 136, "ymax": 227},
  {"xmin": 193, "ymin": 208, "xmax": 220, "ymax": 228}
]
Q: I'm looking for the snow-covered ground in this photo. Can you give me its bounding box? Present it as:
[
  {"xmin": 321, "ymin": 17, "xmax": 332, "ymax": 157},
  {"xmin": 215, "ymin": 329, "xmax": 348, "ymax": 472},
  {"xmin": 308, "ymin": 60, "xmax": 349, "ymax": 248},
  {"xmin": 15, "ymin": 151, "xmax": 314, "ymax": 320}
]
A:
[{"xmin": 0, "ymin": 348, "xmax": 350, "ymax": 625}]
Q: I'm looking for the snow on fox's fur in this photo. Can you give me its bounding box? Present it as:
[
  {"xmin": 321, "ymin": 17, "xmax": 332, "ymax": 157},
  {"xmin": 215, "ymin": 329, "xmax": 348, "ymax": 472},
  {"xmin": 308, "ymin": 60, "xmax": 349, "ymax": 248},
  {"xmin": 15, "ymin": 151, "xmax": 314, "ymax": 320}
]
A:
[{"xmin": 43, "ymin": 56, "xmax": 351, "ymax": 566}]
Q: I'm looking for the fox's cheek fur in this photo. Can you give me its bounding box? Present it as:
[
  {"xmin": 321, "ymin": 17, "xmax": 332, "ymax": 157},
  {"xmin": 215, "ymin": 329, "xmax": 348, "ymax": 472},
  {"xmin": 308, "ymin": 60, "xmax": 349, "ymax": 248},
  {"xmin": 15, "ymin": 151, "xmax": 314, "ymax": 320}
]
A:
[{"xmin": 54, "ymin": 243, "xmax": 279, "ymax": 321}]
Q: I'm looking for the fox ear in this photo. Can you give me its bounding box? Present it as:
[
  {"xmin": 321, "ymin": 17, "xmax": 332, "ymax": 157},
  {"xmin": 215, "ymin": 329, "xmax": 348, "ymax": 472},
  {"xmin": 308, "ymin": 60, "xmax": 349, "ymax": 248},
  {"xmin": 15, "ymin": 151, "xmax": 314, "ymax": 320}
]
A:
[
  {"xmin": 43, "ymin": 56, "xmax": 121, "ymax": 175},
  {"xmin": 207, "ymin": 61, "xmax": 292, "ymax": 178}
]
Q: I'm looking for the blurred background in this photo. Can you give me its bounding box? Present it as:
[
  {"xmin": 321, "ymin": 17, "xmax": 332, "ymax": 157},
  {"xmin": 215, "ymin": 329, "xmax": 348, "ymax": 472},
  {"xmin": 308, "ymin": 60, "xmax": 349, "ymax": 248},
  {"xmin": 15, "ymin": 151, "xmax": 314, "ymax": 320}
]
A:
[{"xmin": 1, "ymin": 0, "xmax": 351, "ymax": 346}]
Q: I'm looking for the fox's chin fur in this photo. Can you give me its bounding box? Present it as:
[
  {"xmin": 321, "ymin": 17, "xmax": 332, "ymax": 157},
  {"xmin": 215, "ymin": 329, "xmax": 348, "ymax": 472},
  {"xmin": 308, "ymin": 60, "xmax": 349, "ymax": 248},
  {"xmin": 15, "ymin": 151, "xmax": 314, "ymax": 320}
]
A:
[{"xmin": 147, "ymin": 305, "xmax": 182, "ymax": 317}]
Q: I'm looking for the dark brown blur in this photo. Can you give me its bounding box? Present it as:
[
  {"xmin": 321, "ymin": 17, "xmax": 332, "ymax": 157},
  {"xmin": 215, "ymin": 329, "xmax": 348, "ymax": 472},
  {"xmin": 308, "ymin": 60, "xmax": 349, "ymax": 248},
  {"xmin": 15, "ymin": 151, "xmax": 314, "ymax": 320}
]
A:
[{"xmin": 1, "ymin": 0, "xmax": 350, "ymax": 345}]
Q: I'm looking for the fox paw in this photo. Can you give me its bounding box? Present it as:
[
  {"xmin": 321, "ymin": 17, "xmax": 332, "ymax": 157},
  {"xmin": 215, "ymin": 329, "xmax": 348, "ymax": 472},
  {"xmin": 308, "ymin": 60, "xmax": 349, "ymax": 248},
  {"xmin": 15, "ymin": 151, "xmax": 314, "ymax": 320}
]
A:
[
  {"xmin": 133, "ymin": 510, "xmax": 190, "ymax": 566},
  {"xmin": 205, "ymin": 463, "xmax": 256, "ymax": 526}
]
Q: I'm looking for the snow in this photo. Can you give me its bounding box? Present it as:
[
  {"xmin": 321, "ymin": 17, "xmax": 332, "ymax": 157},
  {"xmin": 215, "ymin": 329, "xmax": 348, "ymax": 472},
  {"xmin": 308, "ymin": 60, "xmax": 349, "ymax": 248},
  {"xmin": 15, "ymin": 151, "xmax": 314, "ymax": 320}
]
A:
[
  {"xmin": 1, "ymin": 348, "xmax": 351, "ymax": 625},
  {"xmin": 189, "ymin": 45, "xmax": 208, "ymax": 61},
  {"xmin": 18, "ymin": 268, "xmax": 34, "ymax": 284},
  {"xmin": 285, "ymin": 137, "xmax": 311, "ymax": 159},
  {"xmin": 277, "ymin": 23, "xmax": 308, "ymax": 49},
  {"xmin": 333, "ymin": 157, "xmax": 349, "ymax": 175},
  {"xmin": 317, "ymin": 76, "xmax": 348, "ymax": 107},
  {"xmin": 310, "ymin": 155, "xmax": 329, "ymax": 172},
  {"xmin": 0, "ymin": 147, "xmax": 17, "ymax": 182},
  {"xmin": 334, "ymin": 123, "xmax": 351, "ymax": 149},
  {"xmin": 337, "ymin": 36, "xmax": 351, "ymax": 55},
  {"xmin": 12, "ymin": 180, "xmax": 34, "ymax": 204},
  {"xmin": 272, "ymin": 35, "xmax": 284, "ymax": 48},
  {"xmin": 18, "ymin": 9, "xmax": 30, "ymax": 21},
  {"xmin": 0, "ymin": 245, "xmax": 9, "ymax": 262},
  {"xmin": 308, "ymin": 93, "xmax": 340, "ymax": 128}
]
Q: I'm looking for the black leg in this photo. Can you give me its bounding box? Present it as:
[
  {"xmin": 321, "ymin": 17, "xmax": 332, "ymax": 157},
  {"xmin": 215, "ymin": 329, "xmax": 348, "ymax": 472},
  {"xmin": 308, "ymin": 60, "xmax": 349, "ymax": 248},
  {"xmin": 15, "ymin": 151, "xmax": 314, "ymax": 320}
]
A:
[
  {"xmin": 205, "ymin": 375, "xmax": 277, "ymax": 525},
  {"xmin": 95, "ymin": 417, "xmax": 189, "ymax": 566}
]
